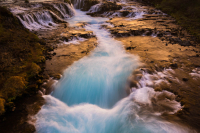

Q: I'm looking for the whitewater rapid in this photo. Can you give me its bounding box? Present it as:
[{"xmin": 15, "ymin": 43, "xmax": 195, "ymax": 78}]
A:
[{"xmin": 35, "ymin": 9, "xmax": 194, "ymax": 133}]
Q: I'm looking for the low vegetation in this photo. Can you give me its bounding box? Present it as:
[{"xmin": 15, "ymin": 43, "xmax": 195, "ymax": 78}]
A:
[
  {"xmin": 0, "ymin": 6, "xmax": 46, "ymax": 114},
  {"xmin": 140, "ymin": 0, "xmax": 200, "ymax": 41}
]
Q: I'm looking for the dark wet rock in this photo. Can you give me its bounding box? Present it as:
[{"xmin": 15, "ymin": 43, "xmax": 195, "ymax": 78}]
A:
[
  {"xmin": 111, "ymin": 28, "xmax": 156, "ymax": 37},
  {"xmin": 180, "ymin": 41, "xmax": 191, "ymax": 46},
  {"xmin": 79, "ymin": 33, "xmax": 94, "ymax": 38},
  {"xmin": 182, "ymin": 78, "xmax": 188, "ymax": 82},
  {"xmin": 129, "ymin": 80, "xmax": 138, "ymax": 88},
  {"xmin": 81, "ymin": 51, "xmax": 87, "ymax": 53},
  {"xmin": 120, "ymin": 10, "xmax": 131, "ymax": 17},
  {"xmin": 140, "ymin": 68, "xmax": 154, "ymax": 74},
  {"xmin": 61, "ymin": 31, "xmax": 94, "ymax": 43},
  {"xmin": 145, "ymin": 30, "xmax": 153, "ymax": 36},
  {"xmin": 116, "ymin": 32, "xmax": 131, "ymax": 37},
  {"xmin": 131, "ymin": 30, "xmax": 145, "ymax": 36},
  {"xmin": 46, "ymin": 55, "xmax": 52, "ymax": 60},
  {"xmin": 170, "ymin": 63, "xmax": 178, "ymax": 69},
  {"xmin": 157, "ymin": 32, "xmax": 164, "ymax": 37},
  {"xmin": 119, "ymin": 24, "xmax": 125, "ymax": 27},
  {"xmin": 171, "ymin": 32, "xmax": 178, "ymax": 36},
  {"xmin": 171, "ymin": 38, "xmax": 181, "ymax": 44},
  {"xmin": 126, "ymin": 46, "xmax": 136, "ymax": 50},
  {"xmin": 164, "ymin": 36, "xmax": 193, "ymax": 46}
]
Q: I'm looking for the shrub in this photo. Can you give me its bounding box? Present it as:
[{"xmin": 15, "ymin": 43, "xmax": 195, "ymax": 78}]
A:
[
  {"xmin": 28, "ymin": 63, "xmax": 41, "ymax": 77},
  {"xmin": 0, "ymin": 97, "xmax": 5, "ymax": 115},
  {"xmin": 3, "ymin": 76, "xmax": 26, "ymax": 100}
]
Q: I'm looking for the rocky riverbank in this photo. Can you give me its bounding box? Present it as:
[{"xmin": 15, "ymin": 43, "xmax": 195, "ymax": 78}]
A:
[{"xmin": 102, "ymin": 1, "xmax": 200, "ymax": 131}]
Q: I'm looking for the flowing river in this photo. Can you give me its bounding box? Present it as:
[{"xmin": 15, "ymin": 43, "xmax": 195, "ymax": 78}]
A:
[{"xmin": 34, "ymin": 9, "xmax": 193, "ymax": 133}]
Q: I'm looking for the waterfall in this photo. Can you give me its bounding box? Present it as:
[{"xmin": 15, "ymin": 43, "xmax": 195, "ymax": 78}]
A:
[
  {"xmin": 88, "ymin": 3, "xmax": 102, "ymax": 13},
  {"xmin": 53, "ymin": 3, "xmax": 75, "ymax": 18},
  {"xmin": 17, "ymin": 10, "xmax": 58, "ymax": 30},
  {"xmin": 11, "ymin": 3, "xmax": 75, "ymax": 31},
  {"xmin": 71, "ymin": 0, "xmax": 85, "ymax": 9}
]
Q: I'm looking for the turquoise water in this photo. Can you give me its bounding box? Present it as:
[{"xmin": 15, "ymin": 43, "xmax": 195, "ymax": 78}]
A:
[
  {"xmin": 52, "ymin": 21, "xmax": 138, "ymax": 108},
  {"xmin": 35, "ymin": 10, "xmax": 192, "ymax": 133}
]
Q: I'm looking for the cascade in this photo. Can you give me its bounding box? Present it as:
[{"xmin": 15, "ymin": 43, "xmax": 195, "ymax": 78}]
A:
[{"xmin": 11, "ymin": 3, "xmax": 75, "ymax": 31}]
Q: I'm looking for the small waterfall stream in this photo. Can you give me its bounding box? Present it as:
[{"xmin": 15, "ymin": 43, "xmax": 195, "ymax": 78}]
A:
[
  {"xmin": 11, "ymin": 3, "xmax": 75, "ymax": 30},
  {"xmin": 34, "ymin": 7, "xmax": 193, "ymax": 133}
]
